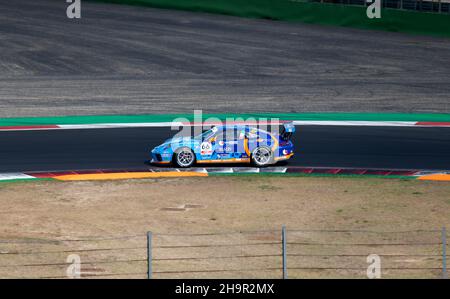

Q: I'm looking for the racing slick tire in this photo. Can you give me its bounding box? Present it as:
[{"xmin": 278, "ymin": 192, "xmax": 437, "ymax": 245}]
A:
[
  {"xmin": 173, "ymin": 147, "xmax": 196, "ymax": 168},
  {"xmin": 251, "ymin": 146, "xmax": 273, "ymax": 167}
]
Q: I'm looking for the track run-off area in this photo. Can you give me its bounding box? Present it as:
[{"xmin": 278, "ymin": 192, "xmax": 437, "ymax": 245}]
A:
[{"xmin": 2, "ymin": 0, "xmax": 450, "ymax": 117}]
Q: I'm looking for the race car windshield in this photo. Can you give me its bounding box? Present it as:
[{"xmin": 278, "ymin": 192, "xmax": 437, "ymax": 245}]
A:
[{"xmin": 196, "ymin": 129, "xmax": 215, "ymax": 140}]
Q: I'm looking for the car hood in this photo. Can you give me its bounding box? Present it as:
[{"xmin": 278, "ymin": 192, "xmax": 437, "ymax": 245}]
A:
[{"xmin": 160, "ymin": 136, "xmax": 198, "ymax": 147}]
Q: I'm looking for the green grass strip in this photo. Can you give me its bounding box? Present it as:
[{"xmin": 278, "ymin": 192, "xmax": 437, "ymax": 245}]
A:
[
  {"xmin": 0, "ymin": 173, "xmax": 417, "ymax": 182},
  {"xmin": 87, "ymin": 0, "xmax": 450, "ymax": 38},
  {"xmin": 0, "ymin": 178, "xmax": 56, "ymax": 184},
  {"xmin": 1, "ymin": 112, "xmax": 450, "ymax": 127},
  {"xmin": 208, "ymin": 172, "xmax": 417, "ymax": 180}
]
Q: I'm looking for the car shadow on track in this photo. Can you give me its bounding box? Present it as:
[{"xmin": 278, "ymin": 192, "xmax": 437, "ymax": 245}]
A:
[{"xmin": 144, "ymin": 160, "xmax": 289, "ymax": 169}]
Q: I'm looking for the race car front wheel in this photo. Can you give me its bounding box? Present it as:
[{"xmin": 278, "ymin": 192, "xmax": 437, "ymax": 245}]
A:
[
  {"xmin": 174, "ymin": 147, "xmax": 195, "ymax": 168},
  {"xmin": 251, "ymin": 146, "xmax": 273, "ymax": 167}
]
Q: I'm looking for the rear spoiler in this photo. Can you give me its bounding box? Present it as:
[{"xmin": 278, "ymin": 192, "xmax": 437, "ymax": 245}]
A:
[
  {"xmin": 282, "ymin": 122, "xmax": 295, "ymax": 133},
  {"xmin": 280, "ymin": 122, "xmax": 295, "ymax": 140}
]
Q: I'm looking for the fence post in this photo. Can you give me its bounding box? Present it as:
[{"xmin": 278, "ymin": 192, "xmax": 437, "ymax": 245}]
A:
[
  {"xmin": 443, "ymin": 227, "xmax": 447, "ymax": 279},
  {"xmin": 147, "ymin": 231, "xmax": 152, "ymax": 279},
  {"xmin": 282, "ymin": 225, "xmax": 287, "ymax": 279}
]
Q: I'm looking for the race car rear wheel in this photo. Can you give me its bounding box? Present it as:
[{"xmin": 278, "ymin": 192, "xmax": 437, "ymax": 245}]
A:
[
  {"xmin": 251, "ymin": 146, "xmax": 273, "ymax": 167},
  {"xmin": 174, "ymin": 147, "xmax": 195, "ymax": 168}
]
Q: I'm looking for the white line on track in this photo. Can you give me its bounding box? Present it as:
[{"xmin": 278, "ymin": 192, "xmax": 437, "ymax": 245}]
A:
[
  {"xmin": 0, "ymin": 173, "xmax": 36, "ymax": 181},
  {"xmin": 291, "ymin": 121, "xmax": 418, "ymax": 127}
]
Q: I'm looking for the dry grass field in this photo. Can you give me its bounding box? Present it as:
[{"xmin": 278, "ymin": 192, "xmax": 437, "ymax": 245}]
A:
[{"xmin": 0, "ymin": 176, "xmax": 448, "ymax": 278}]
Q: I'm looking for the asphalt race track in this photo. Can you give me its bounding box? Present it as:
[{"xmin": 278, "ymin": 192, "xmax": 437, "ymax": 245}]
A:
[{"xmin": 1, "ymin": 126, "xmax": 450, "ymax": 173}]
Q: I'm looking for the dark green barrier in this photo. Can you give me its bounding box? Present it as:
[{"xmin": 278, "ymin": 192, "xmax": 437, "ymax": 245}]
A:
[{"xmin": 88, "ymin": 0, "xmax": 450, "ymax": 38}]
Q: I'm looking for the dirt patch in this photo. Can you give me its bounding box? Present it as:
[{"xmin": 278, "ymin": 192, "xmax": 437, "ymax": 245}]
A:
[{"xmin": 0, "ymin": 176, "xmax": 448, "ymax": 278}]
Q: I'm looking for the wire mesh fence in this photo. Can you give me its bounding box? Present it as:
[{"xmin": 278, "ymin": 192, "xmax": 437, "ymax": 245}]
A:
[
  {"xmin": 0, "ymin": 227, "xmax": 447, "ymax": 279},
  {"xmin": 0, "ymin": 234, "xmax": 149, "ymax": 279},
  {"xmin": 304, "ymin": 0, "xmax": 450, "ymax": 14},
  {"xmin": 285, "ymin": 228, "xmax": 446, "ymax": 278},
  {"xmin": 151, "ymin": 230, "xmax": 283, "ymax": 279}
]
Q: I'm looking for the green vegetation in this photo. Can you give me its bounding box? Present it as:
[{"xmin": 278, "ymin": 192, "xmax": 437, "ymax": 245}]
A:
[{"xmin": 89, "ymin": 0, "xmax": 450, "ymax": 38}]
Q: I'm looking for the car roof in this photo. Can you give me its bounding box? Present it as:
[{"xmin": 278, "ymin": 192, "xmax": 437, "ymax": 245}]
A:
[
  {"xmin": 213, "ymin": 125, "xmax": 258, "ymax": 130},
  {"xmin": 212, "ymin": 125, "xmax": 276, "ymax": 135}
]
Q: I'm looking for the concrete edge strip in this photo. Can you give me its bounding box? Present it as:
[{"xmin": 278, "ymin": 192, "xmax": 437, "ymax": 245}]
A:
[
  {"xmin": 0, "ymin": 173, "xmax": 37, "ymax": 181},
  {"xmin": 1, "ymin": 121, "xmax": 450, "ymax": 131},
  {"xmin": 2, "ymin": 167, "xmax": 450, "ymax": 182}
]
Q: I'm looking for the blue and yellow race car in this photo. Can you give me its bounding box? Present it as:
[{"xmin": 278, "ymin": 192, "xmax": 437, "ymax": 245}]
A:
[{"xmin": 150, "ymin": 123, "xmax": 295, "ymax": 168}]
